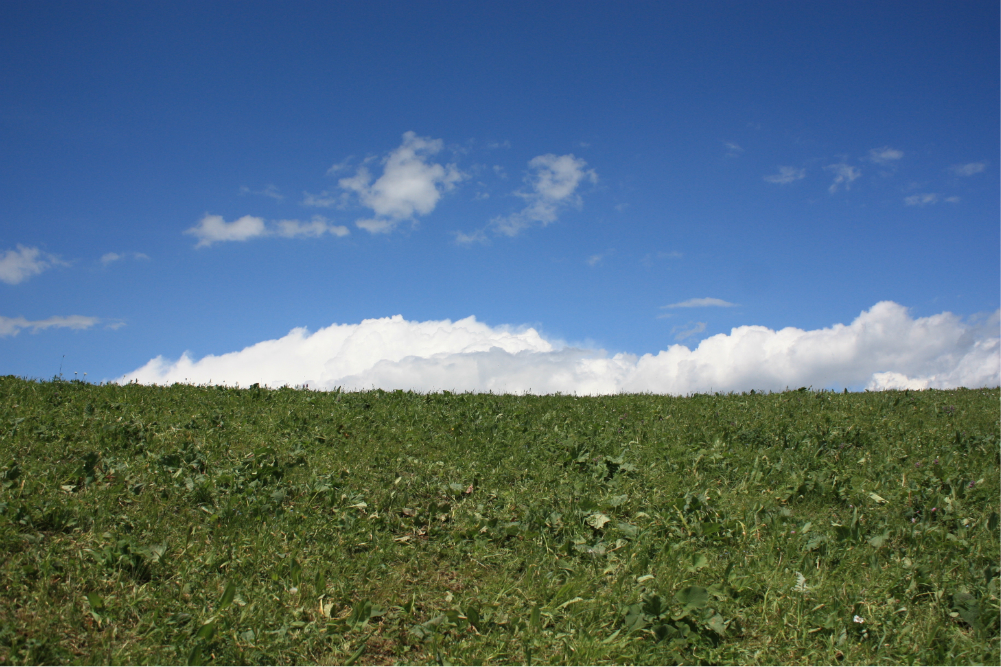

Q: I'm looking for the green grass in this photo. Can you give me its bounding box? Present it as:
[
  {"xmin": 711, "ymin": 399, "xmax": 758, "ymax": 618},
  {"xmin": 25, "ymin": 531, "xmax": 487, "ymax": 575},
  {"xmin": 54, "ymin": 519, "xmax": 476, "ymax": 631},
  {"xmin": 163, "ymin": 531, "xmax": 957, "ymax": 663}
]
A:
[{"xmin": 0, "ymin": 376, "xmax": 998, "ymax": 665}]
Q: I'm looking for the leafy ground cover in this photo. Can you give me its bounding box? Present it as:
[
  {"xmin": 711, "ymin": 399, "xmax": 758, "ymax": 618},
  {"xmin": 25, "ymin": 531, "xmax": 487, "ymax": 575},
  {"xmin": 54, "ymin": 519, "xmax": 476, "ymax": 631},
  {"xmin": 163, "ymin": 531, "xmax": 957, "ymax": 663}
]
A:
[{"xmin": 0, "ymin": 376, "xmax": 998, "ymax": 665}]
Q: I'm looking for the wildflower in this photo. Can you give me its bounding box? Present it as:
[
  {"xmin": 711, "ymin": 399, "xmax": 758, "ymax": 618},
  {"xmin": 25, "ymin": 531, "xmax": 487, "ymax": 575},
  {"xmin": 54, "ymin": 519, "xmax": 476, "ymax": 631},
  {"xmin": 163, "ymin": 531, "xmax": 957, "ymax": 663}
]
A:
[
  {"xmin": 289, "ymin": 587, "xmax": 298, "ymax": 594},
  {"xmin": 911, "ymin": 517, "xmax": 916, "ymax": 523},
  {"xmin": 931, "ymin": 507, "xmax": 937, "ymax": 512},
  {"xmin": 790, "ymin": 530, "xmax": 796, "ymax": 534},
  {"xmin": 853, "ymin": 615, "xmax": 865, "ymax": 624},
  {"xmin": 914, "ymin": 461, "xmax": 921, "ymax": 468},
  {"xmin": 968, "ymin": 480, "xmax": 975, "ymax": 488}
]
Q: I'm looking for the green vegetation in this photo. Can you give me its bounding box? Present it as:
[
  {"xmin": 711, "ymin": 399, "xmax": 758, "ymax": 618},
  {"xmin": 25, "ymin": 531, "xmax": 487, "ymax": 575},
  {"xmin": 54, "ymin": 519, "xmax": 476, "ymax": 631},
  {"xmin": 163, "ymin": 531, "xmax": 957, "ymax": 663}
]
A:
[{"xmin": 0, "ymin": 376, "xmax": 998, "ymax": 665}]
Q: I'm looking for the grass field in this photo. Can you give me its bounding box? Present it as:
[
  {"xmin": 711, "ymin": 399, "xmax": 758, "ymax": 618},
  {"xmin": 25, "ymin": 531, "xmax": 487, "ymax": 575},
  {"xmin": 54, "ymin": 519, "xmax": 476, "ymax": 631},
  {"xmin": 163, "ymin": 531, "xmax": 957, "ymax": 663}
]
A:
[{"xmin": 0, "ymin": 376, "xmax": 998, "ymax": 665}]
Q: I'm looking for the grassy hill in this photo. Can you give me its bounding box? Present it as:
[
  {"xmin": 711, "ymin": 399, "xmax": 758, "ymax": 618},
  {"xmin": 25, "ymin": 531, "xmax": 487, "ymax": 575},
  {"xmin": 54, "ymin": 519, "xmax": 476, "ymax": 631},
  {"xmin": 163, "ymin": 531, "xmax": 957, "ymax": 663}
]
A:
[{"xmin": 0, "ymin": 376, "xmax": 998, "ymax": 665}]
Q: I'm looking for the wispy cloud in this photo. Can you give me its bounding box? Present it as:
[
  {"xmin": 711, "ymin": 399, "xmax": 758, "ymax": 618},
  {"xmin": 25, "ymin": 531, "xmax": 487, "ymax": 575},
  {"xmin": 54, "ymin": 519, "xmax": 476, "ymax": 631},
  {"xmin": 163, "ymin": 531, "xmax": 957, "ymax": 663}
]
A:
[
  {"xmin": 763, "ymin": 166, "xmax": 806, "ymax": 184},
  {"xmin": 904, "ymin": 193, "xmax": 938, "ymax": 206},
  {"xmin": 460, "ymin": 153, "xmax": 597, "ymax": 241},
  {"xmin": 825, "ymin": 163, "xmax": 861, "ymax": 193},
  {"xmin": 867, "ymin": 146, "xmax": 903, "ymax": 164},
  {"xmin": 950, "ymin": 162, "xmax": 986, "ymax": 176},
  {"xmin": 724, "ymin": 142, "xmax": 743, "ymax": 158},
  {"xmin": 119, "ymin": 303, "xmax": 1000, "ymax": 394},
  {"xmin": 0, "ymin": 245, "xmax": 67, "ymax": 285},
  {"xmin": 672, "ymin": 321, "xmax": 707, "ymax": 341},
  {"xmin": 101, "ymin": 251, "xmax": 150, "ymax": 266},
  {"xmin": 337, "ymin": 131, "xmax": 464, "ymax": 234},
  {"xmin": 239, "ymin": 184, "xmax": 284, "ymax": 201},
  {"xmin": 662, "ymin": 297, "xmax": 738, "ymax": 309},
  {"xmin": 0, "ymin": 314, "xmax": 100, "ymax": 337},
  {"xmin": 185, "ymin": 214, "xmax": 349, "ymax": 247}
]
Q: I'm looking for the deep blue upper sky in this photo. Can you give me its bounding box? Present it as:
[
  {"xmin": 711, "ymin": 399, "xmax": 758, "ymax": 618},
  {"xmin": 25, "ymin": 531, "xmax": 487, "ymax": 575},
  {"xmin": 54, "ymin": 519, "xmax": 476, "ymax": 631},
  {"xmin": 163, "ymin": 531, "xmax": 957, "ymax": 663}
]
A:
[{"xmin": 2, "ymin": 1, "xmax": 998, "ymax": 385}]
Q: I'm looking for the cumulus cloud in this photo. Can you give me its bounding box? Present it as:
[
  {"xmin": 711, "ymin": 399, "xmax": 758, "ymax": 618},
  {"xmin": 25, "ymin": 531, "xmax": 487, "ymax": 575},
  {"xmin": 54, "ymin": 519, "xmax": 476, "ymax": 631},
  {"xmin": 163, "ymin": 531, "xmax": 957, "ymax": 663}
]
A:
[
  {"xmin": 825, "ymin": 163, "xmax": 861, "ymax": 193},
  {"xmin": 117, "ymin": 302, "xmax": 1000, "ymax": 394},
  {"xmin": 0, "ymin": 245, "xmax": 66, "ymax": 285},
  {"xmin": 337, "ymin": 131, "xmax": 463, "ymax": 234},
  {"xmin": 186, "ymin": 215, "xmax": 267, "ymax": 247},
  {"xmin": 904, "ymin": 193, "xmax": 938, "ymax": 206},
  {"xmin": 764, "ymin": 166, "xmax": 806, "ymax": 184},
  {"xmin": 185, "ymin": 214, "xmax": 348, "ymax": 247},
  {"xmin": 457, "ymin": 153, "xmax": 598, "ymax": 242},
  {"xmin": 663, "ymin": 297, "xmax": 738, "ymax": 309},
  {"xmin": 0, "ymin": 314, "xmax": 100, "ymax": 337},
  {"xmin": 867, "ymin": 147, "xmax": 903, "ymax": 164},
  {"xmin": 950, "ymin": 162, "xmax": 986, "ymax": 176}
]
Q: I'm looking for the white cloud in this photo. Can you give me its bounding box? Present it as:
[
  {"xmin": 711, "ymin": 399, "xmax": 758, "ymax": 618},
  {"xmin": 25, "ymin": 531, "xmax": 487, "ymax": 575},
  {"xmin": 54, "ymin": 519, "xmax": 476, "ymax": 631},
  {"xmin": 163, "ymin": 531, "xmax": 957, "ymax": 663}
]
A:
[
  {"xmin": 276, "ymin": 217, "xmax": 349, "ymax": 238},
  {"xmin": 763, "ymin": 166, "xmax": 806, "ymax": 184},
  {"xmin": 101, "ymin": 251, "xmax": 150, "ymax": 266},
  {"xmin": 484, "ymin": 153, "xmax": 598, "ymax": 238},
  {"xmin": 944, "ymin": 196, "xmax": 960, "ymax": 203},
  {"xmin": 0, "ymin": 245, "xmax": 66, "ymax": 285},
  {"xmin": 950, "ymin": 162, "xmax": 986, "ymax": 176},
  {"xmin": 586, "ymin": 254, "xmax": 603, "ymax": 267},
  {"xmin": 0, "ymin": 314, "xmax": 100, "ymax": 337},
  {"xmin": 904, "ymin": 193, "xmax": 938, "ymax": 206},
  {"xmin": 301, "ymin": 192, "xmax": 340, "ymax": 208},
  {"xmin": 672, "ymin": 321, "xmax": 707, "ymax": 341},
  {"xmin": 185, "ymin": 214, "xmax": 349, "ymax": 247},
  {"xmin": 337, "ymin": 131, "xmax": 464, "ymax": 234},
  {"xmin": 118, "ymin": 303, "xmax": 999, "ymax": 394},
  {"xmin": 867, "ymin": 147, "xmax": 903, "ymax": 164},
  {"xmin": 663, "ymin": 297, "xmax": 737, "ymax": 309},
  {"xmin": 186, "ymin": 214, "xmax": 267, "ymax": 248},
  {"xmin": 826, "ymin": 163, "xmax": 861, "ymax": 193}
]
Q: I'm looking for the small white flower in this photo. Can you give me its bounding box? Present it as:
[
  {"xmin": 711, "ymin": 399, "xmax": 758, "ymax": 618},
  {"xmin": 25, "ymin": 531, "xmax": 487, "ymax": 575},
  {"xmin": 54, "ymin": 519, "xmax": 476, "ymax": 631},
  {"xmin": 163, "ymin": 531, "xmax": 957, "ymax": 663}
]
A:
[
  {"xmin": 289, "ymin": 587, "xmax": 298, "ymax": 594},
  {"xmin": 853, "ymin": 615, "xmax": 865, "ymax": 623}
]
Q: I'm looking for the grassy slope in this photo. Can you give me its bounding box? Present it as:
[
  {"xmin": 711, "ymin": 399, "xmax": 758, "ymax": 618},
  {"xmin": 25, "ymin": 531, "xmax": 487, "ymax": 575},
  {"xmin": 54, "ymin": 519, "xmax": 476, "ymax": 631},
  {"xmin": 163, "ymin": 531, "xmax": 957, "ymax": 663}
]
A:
[{"xmin": 0, "ymin": 377, "xmax": 998, "ymax": 665}]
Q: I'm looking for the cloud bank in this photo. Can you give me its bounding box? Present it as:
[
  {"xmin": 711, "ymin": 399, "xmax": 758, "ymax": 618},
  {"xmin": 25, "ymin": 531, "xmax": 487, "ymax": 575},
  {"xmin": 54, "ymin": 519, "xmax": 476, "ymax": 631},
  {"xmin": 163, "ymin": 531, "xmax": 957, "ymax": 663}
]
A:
[{"xmin": 119, "ymin": 302, "xmax": 999, "ymax": 394}]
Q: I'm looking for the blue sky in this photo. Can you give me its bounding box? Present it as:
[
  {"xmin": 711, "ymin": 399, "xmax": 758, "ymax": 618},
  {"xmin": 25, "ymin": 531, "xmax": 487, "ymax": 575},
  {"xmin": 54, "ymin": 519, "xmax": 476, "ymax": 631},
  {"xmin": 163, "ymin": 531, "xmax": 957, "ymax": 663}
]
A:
[{"xmin": 2, "ymin": 1, "xmax": 998, "ymax": 393}]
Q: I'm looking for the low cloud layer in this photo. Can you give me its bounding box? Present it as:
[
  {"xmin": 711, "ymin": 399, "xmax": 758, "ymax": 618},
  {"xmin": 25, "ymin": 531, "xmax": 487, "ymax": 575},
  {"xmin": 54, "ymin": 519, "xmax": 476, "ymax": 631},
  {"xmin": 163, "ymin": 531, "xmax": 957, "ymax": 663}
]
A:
[
  {"xmin": 0, "ymin": 314, "xmax": 100, "ymax": 337},
  {"xmin": 0, "ymin": 245, "xmax": 66, "ymax": 285},
  {"xmin": 185, "ymin": 215, "xmax": 349, "ymax": 248},
  {"xmin": 119, "ymin": 302, "xmax": 999, "ymax": 394}
]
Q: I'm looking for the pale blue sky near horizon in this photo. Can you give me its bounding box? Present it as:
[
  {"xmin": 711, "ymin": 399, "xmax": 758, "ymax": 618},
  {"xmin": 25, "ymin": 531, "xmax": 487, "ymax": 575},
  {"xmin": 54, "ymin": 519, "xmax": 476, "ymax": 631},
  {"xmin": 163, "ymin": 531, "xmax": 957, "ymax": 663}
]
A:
[{"xmin": 2, "ymin": 1, "xmax": 998, "ymax": 387}]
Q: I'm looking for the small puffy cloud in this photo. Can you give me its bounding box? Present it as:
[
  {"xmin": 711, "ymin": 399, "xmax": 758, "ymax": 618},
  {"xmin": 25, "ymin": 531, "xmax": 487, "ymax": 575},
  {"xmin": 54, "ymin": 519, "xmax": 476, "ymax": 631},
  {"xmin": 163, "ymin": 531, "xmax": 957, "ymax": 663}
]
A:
[
  {"xmin": 672, "ymin": 321, "xmax": 707, "ymax": 341},
  {"xmin": 119, "ymin": 302, "xmax": 999, "ymax": 394},
  {"xmin": 826, "ymin": 163, "xmax": 861, "ymax": 193},
  {"xmin": 586, "ymin": 254, "xmax": 603, "ymax": 267},
  {"xmin": 904, "ymin": 193, "xmax": 938, "ymax": 206},
  {"xmin": 486, "ymin": 153, "xmax": 598, "ymax": 238},
  {"xmin": 186, "ymin": 214, "xmax": 267, "ymax": 248},
  {"xmin": 101, "ymin": 252, "xmax": 150, "ymax": 266},
  {"xmin": 276, "ymin": 217, "xmax": 349, "ymax": 238},
  {"xmin": 950, "ymin": 162, "xmax": 986, "ymax": 176},
  {"xmin": 663, "ymin": 297, "xmax": 737, "ymax": 309},
  {"xmin": 0, "ymin": 245, "xmax": 66, "ymax": 285},
  {"xmin": 867, "ymin": 147, "xmax": 903, "ymax": 164},
  {"xmin": 186, "ymin": 214, "xmax": 348, "ymax": 247},
  {"xmin": 0, "ymin": 314, "xmax": 100, "ymax": 337},
  {"xmin": 338, "ymin": 131, "xmax": 464, "ymax": 234},
  {"xmin": 764, "ymin": 166, "xmax": 806, "ymax": 184}
]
